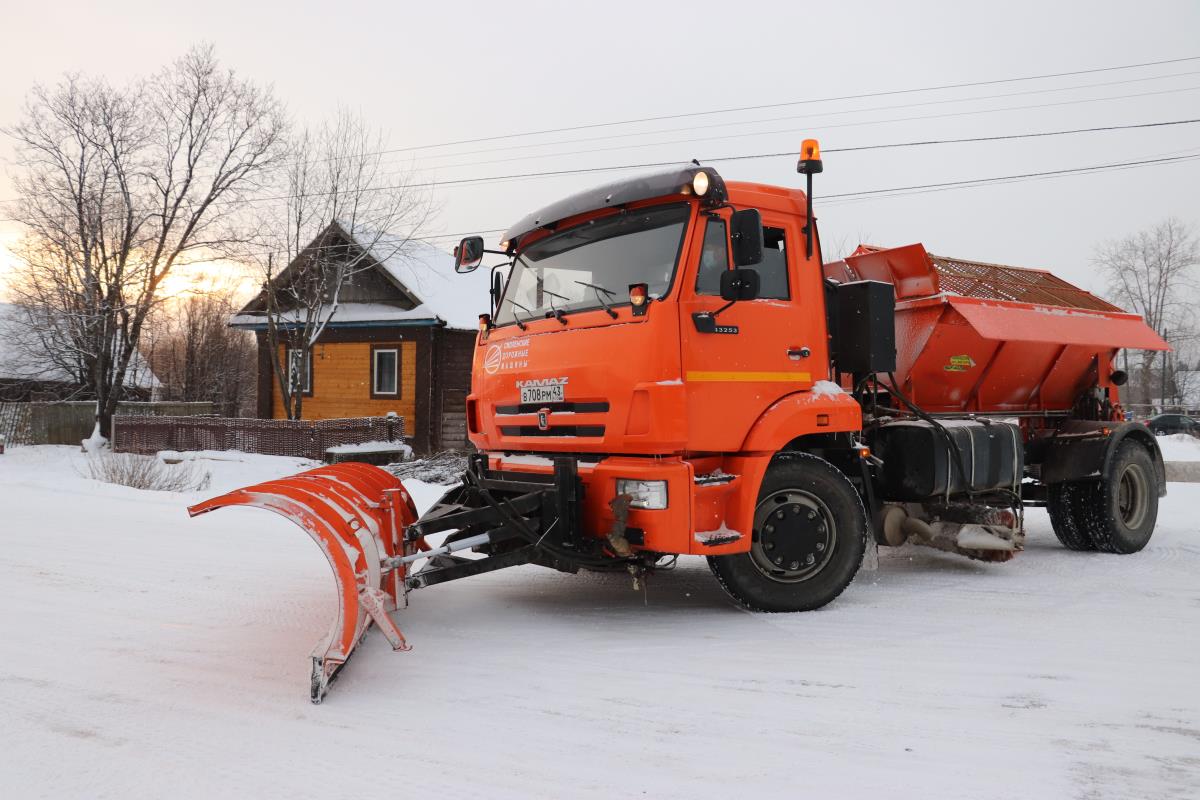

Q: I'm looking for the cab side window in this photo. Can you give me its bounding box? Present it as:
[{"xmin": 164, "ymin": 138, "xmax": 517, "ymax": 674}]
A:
[
  {"xmin": 694, "ymin": 218, "xmax": 729, "ymax": 295},
  {"xmin": 757, "ymin": 226, "xmax": 789, "ymax": 299}
]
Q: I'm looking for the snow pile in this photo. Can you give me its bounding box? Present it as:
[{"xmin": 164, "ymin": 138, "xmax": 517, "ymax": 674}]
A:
[
  {"xmin": 1157, "ymin": 433, "xmax": 1200, "ymax": 462},
  {"xmin": 325, "ymin": 440, "xmax": 413, "ymax": 458},
  {"xmin": 811, "ymin": 380, "xmax": 846, "ymax": 397}
]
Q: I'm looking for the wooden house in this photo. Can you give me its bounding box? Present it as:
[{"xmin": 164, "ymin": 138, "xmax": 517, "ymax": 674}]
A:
[
  {"xmin": 0, "ymin": 302, "xmax": 158, "ymax": 402},
  {"xmin": 231, "ymin": 224, "xmax": 491, "ymax": 453}
]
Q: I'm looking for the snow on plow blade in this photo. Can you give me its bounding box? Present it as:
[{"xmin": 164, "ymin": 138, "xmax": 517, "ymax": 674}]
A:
[{"xmin": 187, "ymin": 463, "xmax": 421, "ymax": 703}]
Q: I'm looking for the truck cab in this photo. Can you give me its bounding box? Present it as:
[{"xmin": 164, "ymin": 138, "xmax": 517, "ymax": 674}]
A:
[{"xmin": 455, "ymin": 164, "xmax": 863, "ymax": 572}]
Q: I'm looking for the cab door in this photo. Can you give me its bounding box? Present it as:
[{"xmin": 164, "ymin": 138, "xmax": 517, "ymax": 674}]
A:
[{"xmin": 679, "ymin": 207, "xmax": 819, "ymax": 452}]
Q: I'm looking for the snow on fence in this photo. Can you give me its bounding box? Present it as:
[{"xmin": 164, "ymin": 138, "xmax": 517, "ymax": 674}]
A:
[
  {"xmin": 0, "ymin": 401, "xmax": 214, "ymax": 446},
  {"xmin": 111, "ymin": 415, "xmax": 406, "ymax": 462}
]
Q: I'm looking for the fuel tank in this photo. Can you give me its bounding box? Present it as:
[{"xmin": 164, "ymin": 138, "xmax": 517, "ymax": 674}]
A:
[{"xmin": 869, "ymin": 419, "xmax": 1022, "ymax": 501}]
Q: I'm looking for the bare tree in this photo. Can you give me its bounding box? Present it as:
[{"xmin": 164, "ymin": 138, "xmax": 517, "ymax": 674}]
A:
[
  {"xmin": 245, "ymin": 110, "xmax": 432, "ymax": 420},
  {"xmin": 1095, "ymin": 218, "xmax": 1200, "ymax": 407},
  {"xmin": 3, "ymin": 45, "xmax": 285, "ymax": 439},
  {"xmin": 145, "ymin": 289, "xmax": 257, "ymax": 416}
]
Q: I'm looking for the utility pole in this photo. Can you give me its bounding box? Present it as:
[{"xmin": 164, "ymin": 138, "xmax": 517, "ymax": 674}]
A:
[{"xmin": 1161, "ymin": 328, "xmax": 1169, "ymax": 413}]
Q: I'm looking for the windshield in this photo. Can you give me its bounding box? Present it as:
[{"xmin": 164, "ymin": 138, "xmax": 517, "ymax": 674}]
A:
[{"xmin": 495, "ymin": 203, "xmax": 690, "ymax": 325}]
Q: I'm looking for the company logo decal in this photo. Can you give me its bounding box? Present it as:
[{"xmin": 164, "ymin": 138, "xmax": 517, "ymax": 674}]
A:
[
  {"xmin": 484, "ymin": 337, "xmax": 531, "ymax": 374},
  {"xmin": 483, "ymin": 344, "xmax": 502, "ymax": 375},
  {"xmin": 943, "ymin": 354, "xmax": 977, "ymax": 373}
]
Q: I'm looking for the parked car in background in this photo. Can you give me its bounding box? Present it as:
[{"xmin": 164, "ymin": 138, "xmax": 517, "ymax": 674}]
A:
[{"xmin": 1147, "ymin": 413, "xmax": 1200, "ymax": 436}]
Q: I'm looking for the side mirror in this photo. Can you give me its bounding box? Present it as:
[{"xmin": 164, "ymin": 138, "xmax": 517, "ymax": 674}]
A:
[
  {"xmin": 720, "ymin": 268, "xmax": 760, "ymax": 302},
  {"xmin": 729, "ymin": 209, "xmax": 764, "ymax": 267},
  {"xmin": 454, "ymin": 236, "xmax": 485, "ymax": 273}
]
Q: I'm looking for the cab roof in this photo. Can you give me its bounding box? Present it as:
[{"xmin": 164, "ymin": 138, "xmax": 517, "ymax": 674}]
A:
[{"xmin": 501, "ymin": 164, "xmax": 729, "ymax": 251}]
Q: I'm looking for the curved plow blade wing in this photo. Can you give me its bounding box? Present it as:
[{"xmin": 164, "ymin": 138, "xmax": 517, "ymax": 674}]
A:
[{"xmin": 187, "ymin": 463, "xmax": 421, "ymax": 702}]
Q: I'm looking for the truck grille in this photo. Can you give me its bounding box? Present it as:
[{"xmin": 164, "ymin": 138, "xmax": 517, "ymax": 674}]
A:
[
  {"xmin": 494, "ymin": 401, "xmax": 610, "ymax": 415},
  {"xmin": 499, "ymin": 425, "xmax": 605, "ymax": 438}
]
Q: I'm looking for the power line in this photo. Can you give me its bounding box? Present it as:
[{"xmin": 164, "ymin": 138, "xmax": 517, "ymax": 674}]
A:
[
  {"xmin": 2, "ymin": 116, "xmax": 1198, "ymax": 223},
  {"xmin": 410, "ymin": 84, "xmax": 1200, "ymax": 176},
  {"xmin": 155, "ymin": 151, "xmax": 1200, "ymax": 262},
  {"xmin": 3, "ymin": 66, "xmax": 1199, "ymax": 209},
  {"xmin": 408, "ymin": 68, "xmax": 1200, "ymax": 166},
  {"xmin": 376, "ymin": 55, "xmax": 1200, "ymax": 154},
  {"xmin": 215, "ymin": 81, "xmax": 1200, "ymax": 190},
  {"xmin": 819, "ymin": 153, "xmax": 1200, "ymax": 203}
]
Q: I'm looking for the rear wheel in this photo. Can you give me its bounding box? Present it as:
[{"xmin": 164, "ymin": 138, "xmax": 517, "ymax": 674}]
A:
[
  {"xmin": 1080, "ymin": 440, "xmax": 1159, "ymax": 554},
  {"xmin": 708, "ymin": 453, "xmax": 866, "ymax": 612},
  {"xmin": 1047, "ymin": 482, "xmax": 1097, "ymax": 551}
]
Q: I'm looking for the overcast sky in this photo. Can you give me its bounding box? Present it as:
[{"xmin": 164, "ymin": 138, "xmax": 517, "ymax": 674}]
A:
[{"xmin": 1, "ymin": 0, "xmax": 1198, "ymax": 295}]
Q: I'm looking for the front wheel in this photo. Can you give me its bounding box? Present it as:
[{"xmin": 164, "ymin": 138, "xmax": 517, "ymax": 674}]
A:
[{"xmin": 708, "ymin": 453, "xmax": 867, "ymax": 612}]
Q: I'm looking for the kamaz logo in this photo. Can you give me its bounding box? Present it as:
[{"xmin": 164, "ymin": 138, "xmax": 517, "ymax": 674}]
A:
[{"xmin": 515, "ymin": 378, "xmax": 568, "ymax": 388}]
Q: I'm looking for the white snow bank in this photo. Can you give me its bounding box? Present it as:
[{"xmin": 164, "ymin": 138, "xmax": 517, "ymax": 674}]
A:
[{"xmin": 1157, "ymin": 433, "xmax": 1200, "ymax": 462}]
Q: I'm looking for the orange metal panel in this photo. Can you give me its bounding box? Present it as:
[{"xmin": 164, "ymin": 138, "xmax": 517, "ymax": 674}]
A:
[{"xmin": 947, "ymin": 296, "xmax": 1169, "ymax": 350}]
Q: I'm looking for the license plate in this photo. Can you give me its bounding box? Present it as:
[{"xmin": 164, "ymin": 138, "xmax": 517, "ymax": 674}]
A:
[{"xmin": 521, "ymin": 385, "xmax": 564, "ymax": 404}]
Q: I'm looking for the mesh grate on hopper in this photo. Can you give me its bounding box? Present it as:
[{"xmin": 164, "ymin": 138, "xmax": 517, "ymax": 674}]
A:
[{"xmin": 928, "ymin": 254, "xmax": 1120, "ymax": 312}]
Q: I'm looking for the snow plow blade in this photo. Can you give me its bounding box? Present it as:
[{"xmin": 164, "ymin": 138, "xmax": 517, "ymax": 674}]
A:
[{"xmin": 187, "ymin": 463, "xmax": 421, "ymax": 703}]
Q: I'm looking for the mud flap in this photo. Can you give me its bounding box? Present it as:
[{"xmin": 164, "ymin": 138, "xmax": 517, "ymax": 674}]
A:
[{"xmin": 187, "ymin": 463, "xmax": 420, "ymax": 703}]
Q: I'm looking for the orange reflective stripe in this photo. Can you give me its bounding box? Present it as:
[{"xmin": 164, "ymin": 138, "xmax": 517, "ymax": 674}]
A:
[{"xmin": 685, "ymin": 371, "xmax": 812, "ymax": 382}]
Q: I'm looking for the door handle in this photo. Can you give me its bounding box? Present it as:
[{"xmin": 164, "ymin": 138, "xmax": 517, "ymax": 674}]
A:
[{"xmin": 787, "ymin": 346, "xmax": 811, "ymax": 360}]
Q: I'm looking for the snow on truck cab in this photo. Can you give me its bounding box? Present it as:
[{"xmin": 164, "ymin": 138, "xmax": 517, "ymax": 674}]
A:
[{"xmin": 191, "ymin": 140, "xmax": 1171, "ymax": 702}]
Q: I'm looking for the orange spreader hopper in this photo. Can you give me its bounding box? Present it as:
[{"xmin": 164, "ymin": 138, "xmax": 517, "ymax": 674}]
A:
[
  {"xmin": 187, "ymin": 463, "xmax": 424, "ymax": 702},
  {"xmin": 825, "ymin": 244, "xmax": 1169, "ymax": 413}
]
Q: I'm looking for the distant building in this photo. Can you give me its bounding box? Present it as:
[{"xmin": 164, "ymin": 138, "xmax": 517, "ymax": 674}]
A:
[
  {"xmin": 231, "ymin": 223, "xmax": 492, "ymax": 453},
  {"xmin": 0, "ymin": 302, "xmax": 158, "ymax": 401}
]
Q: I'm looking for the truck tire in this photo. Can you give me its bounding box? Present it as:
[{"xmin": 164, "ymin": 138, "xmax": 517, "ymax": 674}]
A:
[
  {"xmin": 707, "ymin": 453, "xmax": 867, "ymax": 612},
  {"xmin": 1075, "ymin": 439, "xmax": 1159, "ymax": 554},
  {"xmin": 1046, "ymin": 482, "xmax": 1097, "ymax": 551}
]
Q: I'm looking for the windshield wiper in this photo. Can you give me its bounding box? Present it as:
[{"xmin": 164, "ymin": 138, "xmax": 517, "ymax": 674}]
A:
[
  {"xmin": 574, "ymin": 280, "xmax": 618, "ymax": 319},
  {"xmin": 504, "ymin": 299, "xmax": 532, "ymax": 331},
  {"xmin": 541, "ymin": 289, "xmax": 570, "ymax": 324}
]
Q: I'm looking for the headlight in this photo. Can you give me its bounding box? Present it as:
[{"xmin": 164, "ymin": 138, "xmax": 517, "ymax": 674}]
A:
[
  {"xmin": 616, "ymin": 479, "xmax": 668, "ymax": 510},
  {"xmin": 692, "ymin": 171, "xmax": 710, "ymax": 196}
]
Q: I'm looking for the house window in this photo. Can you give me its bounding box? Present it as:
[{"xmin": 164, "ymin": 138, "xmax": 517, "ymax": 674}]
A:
[
  {"xmin": 372, "ymin": 346, "xmax": 399, "ymax": 397},
  {"xmin": 287, "ymin": 348, "xmax": 312, "ymax": 395}
]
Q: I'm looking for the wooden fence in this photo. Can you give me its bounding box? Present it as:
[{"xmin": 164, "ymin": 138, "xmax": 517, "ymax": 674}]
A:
[
  {"xmin": 0, "ymin": 401, "xmax": 214, "ymax": 446},
  {"xmin": 112, "ymin": 415, "xmax": 406, "ymax": 461}
]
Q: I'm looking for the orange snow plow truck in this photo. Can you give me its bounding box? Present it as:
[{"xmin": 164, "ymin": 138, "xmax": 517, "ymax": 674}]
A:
[{"xmin": 190, "ymin": 141, "xmax": 1169, "ymax": 702}]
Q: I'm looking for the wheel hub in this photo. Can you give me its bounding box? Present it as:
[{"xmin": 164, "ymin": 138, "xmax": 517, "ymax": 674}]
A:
[
  {"xmin": 750, "ymin": 490, "xmax": 836, "ymax": 582},
  {"xmin": 1117, "ymin": 463, "xmax": 1148, "ymax": 529}
]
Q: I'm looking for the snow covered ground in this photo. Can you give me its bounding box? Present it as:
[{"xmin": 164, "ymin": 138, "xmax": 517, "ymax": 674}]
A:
[
  {"xmin": 1, "ymin": 446, "xmax": 1198, "ymax": 799},
  {"xmin": 1158, "ymin": 432, "xmax": 1200, "ymax": 462}
]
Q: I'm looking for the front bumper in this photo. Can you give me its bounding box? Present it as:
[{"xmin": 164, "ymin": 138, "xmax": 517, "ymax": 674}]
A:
[{"xmin": 440, "ymin": 452, "xmax": 762, "ymax": 558}]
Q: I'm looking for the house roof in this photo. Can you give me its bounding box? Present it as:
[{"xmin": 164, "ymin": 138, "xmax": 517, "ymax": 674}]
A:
[
  {"xmin": 0, "ymin": 302, "xmax": 159, "ymax": 388},
  {"xmin": 231, "ymin": 226, "xmax": 495, "ymax": 332},
  {"xmin": 366, "ymin": 234, "xmax": 495, "ymax": 330}
]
